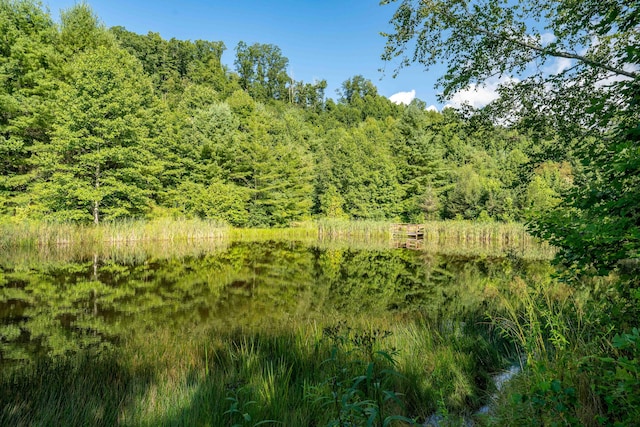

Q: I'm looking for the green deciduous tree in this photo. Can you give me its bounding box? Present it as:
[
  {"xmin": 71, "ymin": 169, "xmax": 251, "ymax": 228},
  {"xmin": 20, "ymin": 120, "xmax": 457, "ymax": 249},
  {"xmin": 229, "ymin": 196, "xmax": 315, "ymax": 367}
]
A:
[
  {"xmin": 382, "ymin": 0, "xmax": 640, "ymax": 273},
  {"xmin": 111, "ymin": 27, "xmax": 229, "ymax": 101},
  {"xmin": 0, "ymin": 0, "xmax": 59, "ymax": 218},
  {"xmin": 291, "ymin": 78, "xmax": 327, "ymax": 112},
  {"xmin": 171, "ymin": 180, "xmax": 250, "ymax": 226},
  {"xmin": 35, "ymin": 44, "xmax": 161, "ymax": 223},
  {"xmin": 58, "ymin": 2, "xmax": 112, "ymax": 55},
  {"xmin": 222, "ymin": 104, "xmax": 314, "ymax": 226},
  {"xmin": 522, "ymin": 161, "xmax": 573, "ymax": 220},
  {"xmin": 319, "ymin": 119, "xmax": 402, "ymax": 220},
  {"xmin": 234, "ymin": 41, "xmax": 290, "ymax": 102},
  {"xmin": 395, "ymin": 103, "xmax": 449, "ymax": 221}
]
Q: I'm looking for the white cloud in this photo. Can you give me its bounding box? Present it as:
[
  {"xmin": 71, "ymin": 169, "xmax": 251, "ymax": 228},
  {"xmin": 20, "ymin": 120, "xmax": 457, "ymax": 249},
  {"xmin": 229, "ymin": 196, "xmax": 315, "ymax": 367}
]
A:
[
  {"xmin": 540, "ymin": 32, "xmax": 556, "ymax": 46},
  {"xmin": 389, "ymin": 89, "xmax": 416, "ymax": 105},
  {"xmin": 544, "ymin": 57, "xmax": 573, "ymax": 75},
  {"xmin": 426, "ymin": 104, "xmax": 438, "ymax": 112},
  {"xmin": 448, "ymin": 77, "xmax": 518, "ymax": 109},
  {"xmin": 596, "ymin": 63, "xmax": 638, "ymax": 88}
]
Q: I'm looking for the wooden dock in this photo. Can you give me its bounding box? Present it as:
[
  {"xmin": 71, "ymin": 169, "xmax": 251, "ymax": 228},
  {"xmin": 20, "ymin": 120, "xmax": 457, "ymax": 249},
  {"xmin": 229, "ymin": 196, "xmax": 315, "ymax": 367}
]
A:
[
  {"xmin": 391, "ymin": 223, "xmax": 425, "ymax": 248},
  {"xmin": 391, "ymin": 223, "xmax": 425, "ymax": 239}
]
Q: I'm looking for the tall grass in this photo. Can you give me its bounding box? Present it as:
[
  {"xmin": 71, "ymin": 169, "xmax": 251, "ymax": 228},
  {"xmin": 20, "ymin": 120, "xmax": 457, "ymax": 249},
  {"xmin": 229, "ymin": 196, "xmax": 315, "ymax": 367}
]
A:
[
  {"xmin": 483, "ymin": 273, "xmax": 611, "ymax": 426},
  {"xmin": 316, "ymin": 219, "xmax": 555, "ymax": 259},
  {"xmin": 0, "ymin": 218, "xmax": 229, "ymax": 249},
  {"xmin": 230, "ymin": 222, "xmax": 318, "ymax": 243},
  {"xmin": 0, "ymin": 316, "xmax": 508, "ymax": 426},
  {"xmin": 317, "ymin": 218, "xmax": 392, "ymax": 240},
  {"xmin": 0, "ymin": 238, "xmax": 232, "ymax": 268},
  {"xmin": 318, "ymin": 219, "xmax": 554, "ymax": 259},
  {"xmin": 404, "ymin": 220, "xmax": 556, "ymax": 259},
  {"xmin": 1, "ymin": 218, "xmax": 555, "ymax": 261}
]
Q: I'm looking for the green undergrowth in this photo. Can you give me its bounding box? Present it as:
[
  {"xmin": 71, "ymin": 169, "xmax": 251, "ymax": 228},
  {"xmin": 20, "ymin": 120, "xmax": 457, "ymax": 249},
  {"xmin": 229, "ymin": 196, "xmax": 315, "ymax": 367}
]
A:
[{"xmin": 482, "ymin": 272, "xmax": 640, "ymax": 426}]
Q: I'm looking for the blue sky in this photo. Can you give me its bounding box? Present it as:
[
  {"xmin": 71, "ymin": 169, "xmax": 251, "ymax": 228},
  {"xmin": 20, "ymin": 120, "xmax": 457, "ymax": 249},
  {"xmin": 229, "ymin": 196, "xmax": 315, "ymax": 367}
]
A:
[{"xmin": 42, "ymin": 0, "xmax": 446, "ymax": 108}]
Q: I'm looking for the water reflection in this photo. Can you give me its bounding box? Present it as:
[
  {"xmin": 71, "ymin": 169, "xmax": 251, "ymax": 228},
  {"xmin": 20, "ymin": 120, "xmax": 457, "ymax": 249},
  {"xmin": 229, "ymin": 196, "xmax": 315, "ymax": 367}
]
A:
[{"xmin": 0, "ymin": 240, "xmax": 552, "ymax": 367}]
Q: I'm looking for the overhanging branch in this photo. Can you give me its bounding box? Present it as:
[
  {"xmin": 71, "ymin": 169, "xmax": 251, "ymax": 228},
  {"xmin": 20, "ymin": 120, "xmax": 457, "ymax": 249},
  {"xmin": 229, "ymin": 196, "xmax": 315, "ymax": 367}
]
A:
[{"xmin": 473, "ymin": 26, "xmax": 638, "ymax": 79}]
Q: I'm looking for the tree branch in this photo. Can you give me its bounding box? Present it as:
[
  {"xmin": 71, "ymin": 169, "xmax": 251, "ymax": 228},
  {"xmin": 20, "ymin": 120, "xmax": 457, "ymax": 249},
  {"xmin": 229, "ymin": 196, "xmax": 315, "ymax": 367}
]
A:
[{"xmin": 473, "ymin": 25, "xmax": 638, "ymax": 79}]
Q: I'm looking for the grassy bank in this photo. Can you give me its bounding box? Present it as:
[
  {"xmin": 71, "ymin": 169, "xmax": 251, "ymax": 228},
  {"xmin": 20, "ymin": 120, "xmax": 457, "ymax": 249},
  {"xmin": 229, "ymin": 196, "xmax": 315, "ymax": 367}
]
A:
[
  {"xmin": 479, "ymin": 270, "xmax": 640, "ymax": 426},
  {"xmin": 0, "ymin": 316, "xmax": 508, "ymax": 426},
  {"xmin": 0, "ymin": 218, "xmax": 229, "ymax": 249},
  {"xmin": 318, "ymin": 219, "xmax": 392, "ymax": 239},
  {"xmin": 319, "ymin": 219, "xmax": 555, "ymax": 259},
  {"xmin": 0, "ymin": 218, "xmax": 554, "ymax": 260}
]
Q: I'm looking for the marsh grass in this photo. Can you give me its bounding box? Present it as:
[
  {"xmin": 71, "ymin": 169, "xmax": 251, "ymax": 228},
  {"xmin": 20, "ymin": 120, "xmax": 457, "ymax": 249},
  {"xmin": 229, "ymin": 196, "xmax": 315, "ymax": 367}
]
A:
[
  {"xmin": 417, "ymin": 221, "xmax": 556, "ymax": 260},
  {"xmin": 318, "ymin": 219, "xmax": 555, "ymax": 259},
  {"xmin": 318, "ymin": 219, "xmax": 392, "ymax": 240},
  {"xmin": 483, "ymin": 274, "xmax": 611, "ymax": 426},
  {"xmin": 0, "ymin": 238, "xmax": 232, "ymax": 268},
  {"xmin": 0, "ymin": 316, "xmax": 507, "ymax": 426},
  {"xmin": 0, "ymin": 218, "xmax": 228, "ymax": 250},
  {"xmin": 1, "ymin": 218, "xmax": 554, "ymax": 261},
  {"xmin": 230, "ymin": 223, "xmax": 318, "ymax": 243}
]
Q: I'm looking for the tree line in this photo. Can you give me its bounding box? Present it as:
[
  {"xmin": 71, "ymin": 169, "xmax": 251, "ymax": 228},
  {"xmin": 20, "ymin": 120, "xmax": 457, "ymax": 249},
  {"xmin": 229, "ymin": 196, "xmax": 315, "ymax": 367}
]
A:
[{"xmin": 0, "ymin": 1, "xmax": 573, "ymax": 227}]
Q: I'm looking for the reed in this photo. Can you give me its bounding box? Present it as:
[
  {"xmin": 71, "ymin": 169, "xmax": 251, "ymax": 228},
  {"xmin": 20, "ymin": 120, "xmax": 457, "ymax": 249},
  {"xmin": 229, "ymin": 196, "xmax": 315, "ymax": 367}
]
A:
[
  {"xmin": 422, "ymin": 220, "xmax": 548, "ymax": 250},
  {"xmin": 394, "ymin": 220, "xmax": 556, "ymax": 260},
  {"xmin": 1, "ymin": 219, "xmax": 555, "ymax": 265},
  {"xmin": 317, "ymin": 218, "xmax": 393, "ymax": 240},
  {"xmin": 0, "ymin": 238, "xmax": 232, "ymax": 268},
  {"xmin": 483, "ymin": 273, "xmax": 611, "ymax": 426},
  {"xmin": 229, "ymin": 222, "xmax": 318, "ymax": 243},
  {"xmin": 316, "ymin": 219, "xmax": 554, "ymax": 258},
  {"xmin": 95, "ymin": 217, "xmax": 228, "ymax": 243},
  {"xmin": 0, "ymin": 218, "xmax": 229, "ymax": 249}
]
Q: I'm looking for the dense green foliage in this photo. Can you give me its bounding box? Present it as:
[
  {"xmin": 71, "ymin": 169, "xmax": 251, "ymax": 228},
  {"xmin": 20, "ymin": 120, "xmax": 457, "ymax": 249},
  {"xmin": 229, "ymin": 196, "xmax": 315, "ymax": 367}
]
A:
[
  {"xmin": 382, "ymin": 0, "xmax": 639, "ymax": 275},
  {"xmin": 3, "ymin": 0, "xmax": 639, "ymax": 423},
  {"xmin": 383, "ymin": 0, "xmax": 640, "ymax": 424},
  {"xmin": 0, "ymin": 0, "xmax": 573, "ymax": 227}
]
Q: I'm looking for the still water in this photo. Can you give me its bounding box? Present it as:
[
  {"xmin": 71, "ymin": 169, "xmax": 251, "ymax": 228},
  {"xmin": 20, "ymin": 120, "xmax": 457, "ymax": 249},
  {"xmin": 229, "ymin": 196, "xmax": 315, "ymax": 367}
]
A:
[{"xmin": 0, "ymin": 239, "xmax": 552, "ymax": 368}]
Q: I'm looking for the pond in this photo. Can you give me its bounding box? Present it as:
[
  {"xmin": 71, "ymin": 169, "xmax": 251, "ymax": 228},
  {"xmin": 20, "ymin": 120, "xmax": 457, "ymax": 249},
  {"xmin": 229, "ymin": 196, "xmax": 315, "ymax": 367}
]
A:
[{"xmin": 0, "ymin": 238, "xmax": 555, "ymax": 425}]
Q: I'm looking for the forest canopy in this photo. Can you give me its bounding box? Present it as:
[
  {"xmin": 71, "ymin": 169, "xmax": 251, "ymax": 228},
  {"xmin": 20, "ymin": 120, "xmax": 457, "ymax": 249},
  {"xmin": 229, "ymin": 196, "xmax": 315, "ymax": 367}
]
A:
[
  {"xmin": 1, "ymin": 0, "xmax": 575, "ymax": 228},
  {"xmin": 382, "ymin": 0, "xmax": 640, "ymax": 274}
]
